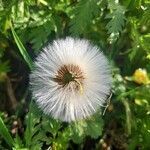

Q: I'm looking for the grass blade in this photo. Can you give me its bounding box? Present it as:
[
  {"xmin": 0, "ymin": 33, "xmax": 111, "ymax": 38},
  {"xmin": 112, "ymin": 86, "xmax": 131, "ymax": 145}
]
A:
[
  {"xmin": 0, "ymin": 117, "xmax": 14, "ymax": 147},
  {"xmin": 11, "ymin": 26, "xmax": 33, "ymax": 70}
]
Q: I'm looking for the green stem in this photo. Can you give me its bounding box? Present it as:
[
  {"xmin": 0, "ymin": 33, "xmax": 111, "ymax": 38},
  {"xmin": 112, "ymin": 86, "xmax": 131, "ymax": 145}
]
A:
[
  {"xmin": 0, "ymin": 117, "xmax": 15, "ymax": 147},
  {"xmin": 122, "ymin": 100, "xmax": 132, "ymax": 135},
  {"xmin": 11, "ymin": 24, "xmax": 33, "ymax": 70}
]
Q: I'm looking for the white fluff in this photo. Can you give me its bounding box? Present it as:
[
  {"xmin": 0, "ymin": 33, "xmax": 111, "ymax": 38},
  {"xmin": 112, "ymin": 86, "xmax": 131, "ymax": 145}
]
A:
[{"xmin": 30, "ymin": 37, "xmax": 112, "ymax": 122}]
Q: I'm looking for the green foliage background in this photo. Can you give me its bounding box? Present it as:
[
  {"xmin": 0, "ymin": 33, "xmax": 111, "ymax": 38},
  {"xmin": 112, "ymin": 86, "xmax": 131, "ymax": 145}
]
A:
[{"xmin": 0, "ymin": 0, "xmax": 150, "ymax": 149}]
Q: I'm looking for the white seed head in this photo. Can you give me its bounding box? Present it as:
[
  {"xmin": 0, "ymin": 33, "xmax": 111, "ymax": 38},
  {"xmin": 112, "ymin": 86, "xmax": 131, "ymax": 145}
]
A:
[{"xmin": 30, "ymin": 37, "xmax": 112, "ymax": 122}]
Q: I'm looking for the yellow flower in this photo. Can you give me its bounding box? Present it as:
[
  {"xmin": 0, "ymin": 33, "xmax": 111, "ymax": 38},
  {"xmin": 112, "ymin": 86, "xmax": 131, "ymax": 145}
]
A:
[
  {"xmin": 133, "ymin": 68, "xmax": 150, "ymax": 84},
  {"xmin": 134, "ymin": 99, "xmax": 148, "ymax": 106}
]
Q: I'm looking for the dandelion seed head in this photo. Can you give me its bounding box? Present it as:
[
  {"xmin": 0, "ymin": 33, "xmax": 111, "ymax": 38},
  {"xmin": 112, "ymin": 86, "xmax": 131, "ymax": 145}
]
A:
[{"xmin": 30, "ymin": 37, "xmax": 112, "ymax": 122}]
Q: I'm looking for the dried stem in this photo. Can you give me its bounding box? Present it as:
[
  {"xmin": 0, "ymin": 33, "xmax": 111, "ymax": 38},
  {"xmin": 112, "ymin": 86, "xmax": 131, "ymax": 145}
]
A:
[{"xmin": 5, "ymin": 75, "xmax": 18, "ymax": 110}]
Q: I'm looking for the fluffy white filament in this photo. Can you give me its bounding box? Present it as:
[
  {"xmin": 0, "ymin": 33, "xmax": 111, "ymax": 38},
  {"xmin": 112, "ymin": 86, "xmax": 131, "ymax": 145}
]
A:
[{"xmin": 30, "ymin": 37, "xmax": 112, "ymax": 122}]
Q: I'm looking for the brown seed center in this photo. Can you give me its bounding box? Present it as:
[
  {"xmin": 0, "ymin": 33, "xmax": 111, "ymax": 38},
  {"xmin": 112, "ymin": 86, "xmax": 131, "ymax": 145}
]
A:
[{"xmin": 53, "ymin": 64, "xmax": 84, "ymax": 88}]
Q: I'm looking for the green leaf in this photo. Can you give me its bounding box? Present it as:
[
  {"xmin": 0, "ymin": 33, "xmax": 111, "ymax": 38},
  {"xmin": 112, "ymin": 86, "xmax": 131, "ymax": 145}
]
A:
[
  {"xmin": 11, "ymin": 26, "xmax": 33, "ymax": 70},
  {"xmin": 69, "ymin": 0, "xmax": 100, "ymax": 36},
  {"xmin": 70, "ymin": 121, "xmax": 86, "ymax": 143},
  {"xmin": 42, "ymin": 116, "xmax": 61, "ymax": 138},
  {"xmin": 70, "ymin": 113, "xmax": 104, "ymax": 144},
  {"xmin": 24, "ymin": 101, "xmax": 41, "ymax": 148},
  {"xmin": 106, "ymin": 1, "xmax": 126, "ymax": 41},
  {"xmin": 0, "ymin": 117, "xmax": 14, "ymax": 147},
  {"xmin": 52, "ymin": 127, "xmax": 71, "ymax": 150},
  {"xmin": 106, "ymin": 6, "xmax": 126, "ymax": 33},
  {"xmin": 28, "ymin": 20, "xmax": 55, "ymax": 51},
  {"xmin": 86, "ymin": 115, "xmax": 103, "ymax": 138},
  {"xmin": 13, "ymin": 134, "xmax": 24, "ymax": 149}
]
